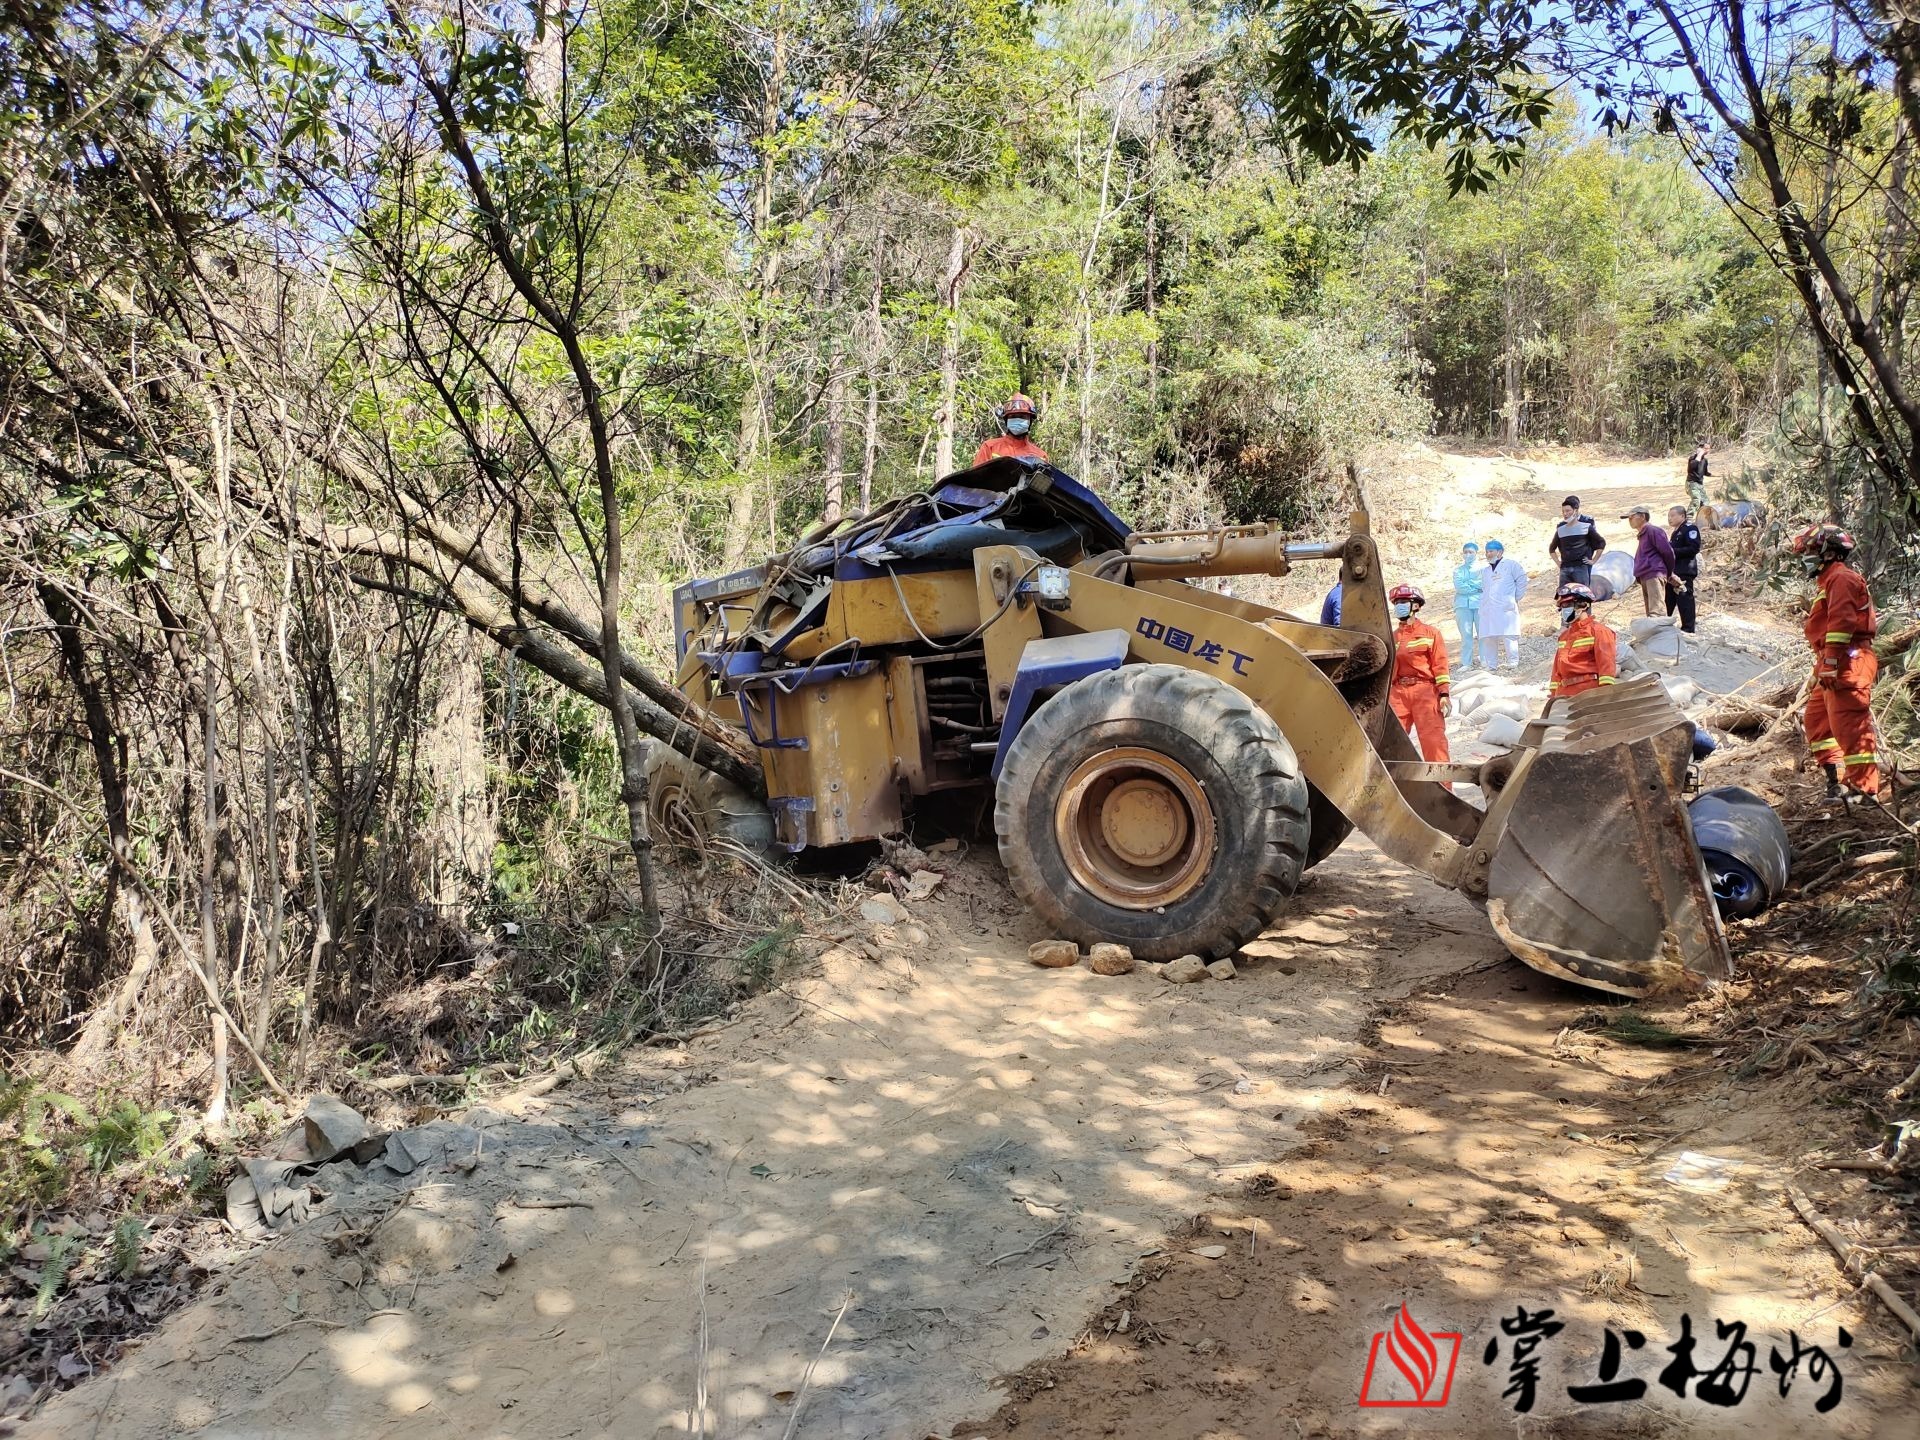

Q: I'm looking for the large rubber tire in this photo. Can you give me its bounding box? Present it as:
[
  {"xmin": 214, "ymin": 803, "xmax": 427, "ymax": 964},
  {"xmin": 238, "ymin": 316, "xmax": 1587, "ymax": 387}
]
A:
[
  {"xmin": 1302, "ymin": 783, "xmax": 1353, "ymax": 871},
  {"xmin": 642, "ymin": 742, "xmax": 776, "ymax": 855},
  {"xmin": 994, "ymin": 664, "xmax": 1310, "ymax": 960}
]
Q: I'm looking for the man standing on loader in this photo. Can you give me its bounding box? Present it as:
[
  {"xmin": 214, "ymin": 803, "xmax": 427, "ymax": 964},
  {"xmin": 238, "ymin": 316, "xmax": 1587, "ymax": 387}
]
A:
[
  {"xmin": 1388, "ymin": 584, "xmax": 1451, "ymax": 762},
  {"xmin": 1547, "ymin": 582, "xmax": 1618, "ymax": 703},
  {"xmin": 1794, "ymin": 524, "xmax": 1881, "ymax": 800},
  {"xmin": 973, "ymin": 392, "xmax": 1049, "ymax": 465}
]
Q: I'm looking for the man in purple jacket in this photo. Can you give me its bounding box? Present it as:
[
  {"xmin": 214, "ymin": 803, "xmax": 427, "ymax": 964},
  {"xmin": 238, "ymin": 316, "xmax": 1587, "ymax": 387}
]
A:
[{"xmin": 1622, "ymin": 504, "xmax": 1676, "ymax": 616}]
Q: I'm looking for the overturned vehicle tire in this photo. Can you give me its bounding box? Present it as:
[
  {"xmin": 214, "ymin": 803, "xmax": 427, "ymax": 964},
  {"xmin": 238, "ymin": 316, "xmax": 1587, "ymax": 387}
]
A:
[{"xmin": 642, "ymin": 742, "xmax": 776, "ymax": 855}]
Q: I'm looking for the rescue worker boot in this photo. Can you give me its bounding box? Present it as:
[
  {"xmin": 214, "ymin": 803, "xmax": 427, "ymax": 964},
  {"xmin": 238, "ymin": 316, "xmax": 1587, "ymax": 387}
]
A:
[{"xmin": 1822, "ymin": 764, "xmax": 1849, "ymax": 808}]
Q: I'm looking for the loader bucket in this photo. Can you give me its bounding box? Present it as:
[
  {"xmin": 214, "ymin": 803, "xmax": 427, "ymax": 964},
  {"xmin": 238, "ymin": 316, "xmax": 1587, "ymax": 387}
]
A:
[{"xmin": 1484, "ymin": 676, "xmax": 1731, "ymax": 998}]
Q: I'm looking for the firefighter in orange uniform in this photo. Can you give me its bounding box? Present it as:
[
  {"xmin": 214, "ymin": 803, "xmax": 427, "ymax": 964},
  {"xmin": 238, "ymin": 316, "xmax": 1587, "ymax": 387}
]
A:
[
  {"xmin": 1793, "ymin": 525, "xmax": 1880, "ymax": 799},
  {"xmin": 1547, "ymin": 582, "xmax": 1618, "ymax": 703},
  {"xmin": 1388, "ymin": 584, "xmax": 1451, "ymax": 762},
  {"xmin": 972, "ymin": 393, "xmax": 1049, "ymax": 465}
]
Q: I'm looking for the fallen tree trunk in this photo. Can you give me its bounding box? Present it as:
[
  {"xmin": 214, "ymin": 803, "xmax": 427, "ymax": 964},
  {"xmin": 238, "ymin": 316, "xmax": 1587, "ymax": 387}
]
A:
[
  {"xmin": 310, "ymin": 519, "xmax": 766, "ymax": 797},
  {"xmin": 1875, "ymin": 622, "xmax": 1920, "ymax": 659},
  {"xmin": 1701, "ymin": 678, "xmax": 1806, "ymax": 736}
]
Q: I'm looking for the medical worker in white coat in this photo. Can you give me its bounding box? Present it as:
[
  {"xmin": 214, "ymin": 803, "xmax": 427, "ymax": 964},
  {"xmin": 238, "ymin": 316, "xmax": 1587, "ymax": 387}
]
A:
[{"xmin": 1477, "ymin": 538, "xmax": 1528, "ymax": 670}]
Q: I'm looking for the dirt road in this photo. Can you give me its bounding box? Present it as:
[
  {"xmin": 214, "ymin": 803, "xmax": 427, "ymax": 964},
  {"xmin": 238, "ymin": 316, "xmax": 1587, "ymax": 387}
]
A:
[
  {"xmin": 23, "ymin": 845, "xmax": 1494, "ymax": 1440},
  {"xmin": 959, "ymin": 958, "xmax": 1920, "ymax": 1439},
  {"xmin": 25, "ymin": 447, "xmax": 1916, "ymax": 1439}
]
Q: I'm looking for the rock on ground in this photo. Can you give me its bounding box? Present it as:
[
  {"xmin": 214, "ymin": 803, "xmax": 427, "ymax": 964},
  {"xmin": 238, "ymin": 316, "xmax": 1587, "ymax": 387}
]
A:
[
  {"xmin": 860, "ymin": 894, "xmax": 911, "ymax": 926},
  {"xmin": 1029, "ymin": 940, "xmax": 1079, "ymax": 968},
  {"xmin": 1088, "ymin": 944, "xmax": 1135, "ymax": 975},
  {"xmin": 302, "ymin": 1096, "xmax": 367, "ymax": 1161},
  {"xmin": 1206, "ymin": 959, "xmax": 1238, "ymax": 981},
  {"xmin": 1162, "ymin": 954, "xmax": 1207, "ymax": 984}
]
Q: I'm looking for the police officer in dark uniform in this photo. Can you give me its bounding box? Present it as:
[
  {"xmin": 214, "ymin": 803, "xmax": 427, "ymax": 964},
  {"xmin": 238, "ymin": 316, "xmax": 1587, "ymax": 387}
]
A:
[
  {"xmin": 1548, "ymin": 495, "xmax": 1605, "ymax": 588},
  {"xmin": 1667, "ymin": 504, "xmax": 1702, "ymax": 634}
]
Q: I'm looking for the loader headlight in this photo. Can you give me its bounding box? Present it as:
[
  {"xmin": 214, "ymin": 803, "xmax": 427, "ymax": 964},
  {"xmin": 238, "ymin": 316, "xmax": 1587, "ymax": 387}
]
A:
[{"xmin": 1032, "ymin": 564, "xmax": 1072, "ymax": 611}]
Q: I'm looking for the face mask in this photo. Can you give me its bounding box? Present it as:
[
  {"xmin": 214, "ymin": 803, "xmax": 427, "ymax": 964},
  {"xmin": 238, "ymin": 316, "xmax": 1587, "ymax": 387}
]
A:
[
  {"xmin": 1801, "ymin": 553, "xmax": 1824, "ymax": 576},
  {"xmin": 1560, "ymin": 607, "xmax": 1577, "ymax": 626},
  {"xmin": 1393, "ymin": 602, "xmax": 1412, "ymax": 620},
  {"xmin": 1006, "ymin": 417, "xmax": 1031, "ymax": 436}
]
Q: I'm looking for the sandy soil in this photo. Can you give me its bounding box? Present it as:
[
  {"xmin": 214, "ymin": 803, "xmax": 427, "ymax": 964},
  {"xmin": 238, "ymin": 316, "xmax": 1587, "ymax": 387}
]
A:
[
  {"xmin": 24, "ymin": 446, "xmax": 1913, "ymax": 1440},
  {"xmin": 955, "ymin": 968, "xmax": 1920, "ymax": 1440},
  {"xmin": 21, "ymin": 847, "xmax": 1492, "ymax": 1440}
]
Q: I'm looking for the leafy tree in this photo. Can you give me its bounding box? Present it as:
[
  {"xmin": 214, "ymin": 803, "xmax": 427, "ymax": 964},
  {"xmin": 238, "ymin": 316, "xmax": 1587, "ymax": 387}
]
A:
[{"xmin": 1266, "ymin": 0, "xmax": 1920, "ymax": 527}]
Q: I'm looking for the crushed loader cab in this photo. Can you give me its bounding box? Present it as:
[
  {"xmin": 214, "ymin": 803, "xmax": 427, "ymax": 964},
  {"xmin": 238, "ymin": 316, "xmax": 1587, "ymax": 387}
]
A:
[{"xmin": 658, "ymin": 456, "xmax": 1732, "ymax": 997}]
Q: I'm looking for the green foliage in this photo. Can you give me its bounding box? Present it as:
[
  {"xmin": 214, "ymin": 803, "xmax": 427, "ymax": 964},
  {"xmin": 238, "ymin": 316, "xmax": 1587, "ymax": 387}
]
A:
[
  {"xmin": 734, "ymin": 921, "xmax": 801, "ymax": 994},
  {"xmin": 83, "ymin": 1099, "xmax": 175, "ymax": 1174},
  {"xmin": 1267, "ymin": 0, "xmax": 1554, "ymax": 193},
  {"xmin": 110, "ymin": 1216, "xmax": 145, "ymax": 1279},
  {"xmin": 33, "ymin": 1230, "xmax": 78, "ymax": 1318},
  {"xmin": 2, "ymin": 1078, "xmax": 178, "ymax": 1219}
]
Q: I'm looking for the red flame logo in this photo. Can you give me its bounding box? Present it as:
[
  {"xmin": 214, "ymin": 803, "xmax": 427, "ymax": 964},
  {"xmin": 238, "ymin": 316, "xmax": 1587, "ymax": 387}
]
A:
[{"xmin": 1385, "ymin": 1304, "xmax": 1440, "ymax": 1399}]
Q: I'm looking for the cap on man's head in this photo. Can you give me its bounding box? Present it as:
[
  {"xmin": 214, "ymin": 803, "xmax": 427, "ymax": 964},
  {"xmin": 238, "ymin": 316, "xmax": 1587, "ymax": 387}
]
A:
[
  {"xmin": 1462, "ymin": 540, "xmax": 1479, "ymax": 551},
  {"xmin": 1562, "ymin": 494, "xmax": 1581, "ymax": 509},
  {"xmin": 1485, "ymin": 539, "xmax": 1505, "ymax": 552},
  {"xmin": 1621, "ymin": 504, "xmax": 1650, "ymax": 519}
]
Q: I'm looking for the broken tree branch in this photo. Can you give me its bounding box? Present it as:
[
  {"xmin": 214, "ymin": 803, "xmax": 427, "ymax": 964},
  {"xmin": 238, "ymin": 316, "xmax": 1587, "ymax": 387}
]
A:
[{"xmin": 1786, "ymin": 1187, "xmax": 1920, "ymax": 1340}]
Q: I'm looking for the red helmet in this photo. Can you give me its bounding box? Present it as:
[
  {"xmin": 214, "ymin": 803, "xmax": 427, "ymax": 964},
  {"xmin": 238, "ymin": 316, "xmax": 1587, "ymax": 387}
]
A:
[
  {"xmin": 1791, "ymin": 523, "xmax": 1855, "ymax": 559},
  {"xmin": 1001, "ymin": 392, "xmax": 1038, "ymax": 420},
  {"xmin": 1388, "ymin": 583, "xmax": 1425, "ymax": 606},
  {"xmin": 1555, "ymin": 581, "xmax": 1596, "ymax": 606}
]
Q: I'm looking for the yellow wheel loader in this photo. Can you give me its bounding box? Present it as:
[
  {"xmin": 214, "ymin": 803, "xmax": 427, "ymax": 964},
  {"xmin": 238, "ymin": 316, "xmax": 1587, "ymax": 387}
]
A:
[{"xmin": 657, "ymin": 457, "xmax": 1743, "ymax": 997}]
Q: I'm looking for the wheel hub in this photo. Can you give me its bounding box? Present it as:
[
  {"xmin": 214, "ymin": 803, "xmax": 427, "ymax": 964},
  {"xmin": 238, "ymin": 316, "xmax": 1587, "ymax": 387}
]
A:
[
  {"xmin": 655, "ymin": 784, "xmax": 705, "ymax": 848},
  {"xmin": 1055, "ymin": 747, "xmax": 1215, "ymax": 909}
]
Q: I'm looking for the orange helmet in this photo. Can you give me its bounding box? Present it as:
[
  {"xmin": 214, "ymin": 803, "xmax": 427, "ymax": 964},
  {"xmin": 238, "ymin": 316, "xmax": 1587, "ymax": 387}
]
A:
[
  {"xmin": 1791, "ymin": 523, "xmax": 1855, "ymax": 558},
  {"xmin": 1001, "ymin": 392, "xmax": 1038, "ymax": 420},
  {"xmin": 1388, "ymin": 583, "xmax": 1426, "ymax": 606}
]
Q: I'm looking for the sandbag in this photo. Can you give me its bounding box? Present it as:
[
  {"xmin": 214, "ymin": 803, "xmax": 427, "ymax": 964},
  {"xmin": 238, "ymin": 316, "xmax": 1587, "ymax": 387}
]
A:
[
  {"xmin": 1478, "ymin": 696, "xmax": 1532, "ymax": 723},
  {"xmin": 1661, "ymin": 676, "xmax": 1702, "ymax": 708},
  {"xmin": 1592, "ymin": 550, "xmax": 1635, "ymax": 595},
  {"xmin": 1478, "ymin": 713, "xmax": 1527, "ymax": 748},
  {"xmin": 1628, "ymin": 614, "xmax": 1683, "ymax": 664}
]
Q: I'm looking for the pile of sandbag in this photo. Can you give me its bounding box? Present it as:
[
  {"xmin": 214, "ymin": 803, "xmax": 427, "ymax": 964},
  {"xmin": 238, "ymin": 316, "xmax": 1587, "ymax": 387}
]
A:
[
  {"xmin": 1626, "ymin": 614, "xmax": 1684, "ymax": 665},
  {"xmin": 1453, "ymin": 668, "xmax": 1546, "ymax": 747}
]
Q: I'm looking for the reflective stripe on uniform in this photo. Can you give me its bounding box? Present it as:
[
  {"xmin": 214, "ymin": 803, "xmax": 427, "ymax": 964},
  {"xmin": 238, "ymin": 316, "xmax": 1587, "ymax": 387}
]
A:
[
  {"xmin": 1810, "ymin": 738, "xmax": 1841, "ymax": 752},
  {"xmin": 1824, "ymin": 631, "xmax": 1853, "ymax": 643},
  {"xmin": 1570, "ymin": 637, "xmax": 1595, "ymax": 649},
  {"xmin": 1844, "ymin": 752, "xmax": 1877, "ymax": 764},
  {"xmin": 1597, "ymin": 675, "xmax": 1615, "ymax": 684}
]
